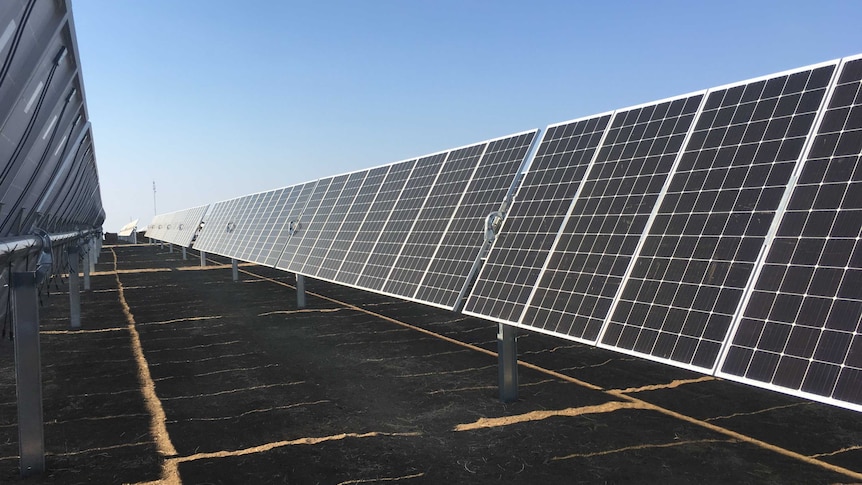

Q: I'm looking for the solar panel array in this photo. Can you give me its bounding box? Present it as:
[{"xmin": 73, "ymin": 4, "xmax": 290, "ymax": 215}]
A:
[
  {"xmin": 144, "ymin": 205, "xmax": 207, "ymax": 248},
  {"xmin": 465, "ymin": 56, "xmax": 862, "ymax": 412},
  {"xmin": 187, "ymin": 130, "xmax": 537, "ymax": 309},
  {"xmin": 151, "ymin": 54, "xmax": 862, "ymax": 412},
  {"xmin": 0, "ymin": 1, "xmax": 104, "ymax": 238}
]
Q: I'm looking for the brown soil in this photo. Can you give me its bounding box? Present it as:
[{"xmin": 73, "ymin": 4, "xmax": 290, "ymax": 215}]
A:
[{"xmin": 1, "ymin": 244, "xmax": 860, "ymax": 484}]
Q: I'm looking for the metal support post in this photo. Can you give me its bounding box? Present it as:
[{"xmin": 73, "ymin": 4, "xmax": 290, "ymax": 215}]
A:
[
  {"xmin": 89, "ymin": 239, "xmax": 97, "ymax": 270},
  {"xmin": 11, "ymin": 272, "xmax": 46, "ymax": 476},
  {"xmin": 182, "ymin": 246, "xmax": 187, "ymax": 260},
  {"xmin": 498, "ymin": 323, "xmax": 518, "ymax": 403},
  {"xmin": 232, "ymin": 258, "xmax": 239, "ymax": 282},
  {"xmin": 200, "ymin": 251, "xmax": 206, "ymax": 267},
  {"xmin": 169, "ymin": 243, "xmax": 173, "ymax": 253},
  {"xmin": 68, "ymin": 245, "xmax": 81, "ymax": 329},
  {"xmin": 83, "ymin": 247, "xmax": 91, "ymax": 291},
  {"xmin": 296, "ymin": 273, "xmax": 306, "ymax": 309}
]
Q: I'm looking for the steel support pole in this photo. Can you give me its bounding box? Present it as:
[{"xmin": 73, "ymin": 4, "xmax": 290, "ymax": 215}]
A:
[
  {"xmin": 182, "ymin": 246, "xmax": 187, "ymax": 260},
  {"xmin": 232, "ymin": 258, "xmax": 239, "ymax": 282},
  {"xmin": 200, "ymin": 251, "xmax": 206, "ymax": 267},
  {"xmin": 68, "ymin": 246, "xmax": 81, "ymax": 329},
  {"xmin": 11, "ymin": 272, "xmax": 45, "ymax": 477},
  {"xmin": 89, "ymin": 239, "xmax": 97, "ymax": 270},
  {"xmin": 497, "ymin": 323, "xmax": 518, "ymax": 403},
  {"xmin": 296, "ymin": 273, "xmax": 306, "ymax": 309},
  {"xmin": 83, "ymin": 247, "xmax": 91, "ymax": 291},
  {"xmin": 169, "ymin": 243, "xmax": 173, "ymax": 253}
]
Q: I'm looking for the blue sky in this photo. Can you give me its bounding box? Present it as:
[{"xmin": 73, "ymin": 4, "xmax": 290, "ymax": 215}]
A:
[{"xmin": 70, "ymin": 1, "xmax": 862, "ymax": 233}]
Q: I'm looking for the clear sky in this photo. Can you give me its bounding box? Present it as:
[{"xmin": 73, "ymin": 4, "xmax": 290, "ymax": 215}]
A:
[{"xmin": 70, "ymin": 0, "xmax": 862, "ymax": 234}]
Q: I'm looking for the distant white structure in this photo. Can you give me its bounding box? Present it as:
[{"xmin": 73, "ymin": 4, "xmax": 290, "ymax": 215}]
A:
[{"xmin": 118, "ymin": 219, "xmax": 139, "ymax": 243}]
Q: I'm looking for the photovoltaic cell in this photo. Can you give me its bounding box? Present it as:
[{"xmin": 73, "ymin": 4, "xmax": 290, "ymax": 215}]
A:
[
  {"xmin": 317, "ymin": 166, "xmax": 390, "ymax": 281},
  {"xmin": 336, "ymin": 159, "xmax": 416, "ymax": 285},
  {"xmin": 464, "ymin": 114, "xmax": 613, "ymax": 323},
  {"xmin": 522, "ymin": 94, "xmax": 704, "ymax": 343},
  {"xmin": 356, "ymin": 153, "xmax": 447, "ymax": 290},
  {"xmin": 601, "ymin": 63, "xmax": 836, "ymax": 371},
  {"xmin": 383, "ymin": 143, "xmax": 487, "ymax": 299},
  {"xmin": 260, "ymin": 181, "xmax": 318, "ymax": 267},
  {"xmin": 280, "ymin": 176, "xmax": 344, "ymax": 272},
  {"xmin": 300, "ymin": 171, "xmax": 367, "ymax": 275},
  {"xmin": 416, "ymin": 130, "xmax": 538, "ymax": 308},
  {"xmin": 244, "ymin": 187, "xmax": 290, "ymax": 264},
  {"xmin": 719, "ymin": 57, "xmax": 862, "ymax": 410},
  {"xmin": 222, "ymin": 193, "xmax": 257, "ymax": 259}
]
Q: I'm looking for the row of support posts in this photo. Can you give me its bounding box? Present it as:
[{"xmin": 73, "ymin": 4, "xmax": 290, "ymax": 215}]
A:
[
  {"xmin": 13, "ymin": 234, "xmax": 100, "ymax": 476},
  {"xmin": 168, "ymin": 246, "xmax": 517, "ymax": 404}
]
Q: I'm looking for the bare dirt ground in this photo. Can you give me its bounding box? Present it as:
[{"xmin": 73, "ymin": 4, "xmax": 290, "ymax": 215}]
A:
[{"xmin": 1, "ymin": 244, "xmax": 861, "ymax": 484}]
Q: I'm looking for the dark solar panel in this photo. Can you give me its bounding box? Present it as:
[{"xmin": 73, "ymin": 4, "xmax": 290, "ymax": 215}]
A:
[
  {"xmin": 523, "ymin": 94, "xmax": 704, "ymax": 343},
  {"xmin": 719, "ymin": 57, "xmax": 861, "ymax": 409},
  {"xmin": 464, "ymin": 114, "xmax": 613, "ymax": 322},
  {"xmin": 601, "ymin": 63, "xmax": 836, "ymax": 371},
  {"xmin": 382, "ymin": 143, "xmax": 488, "ymax": 299},
  {"xmin": 317, "ymin": 166, "xmax": 390, "ymax": 281},
  {"xmin": 356, "ymin": 153, "xmax": 447, "ymax": 290},
  {"xmin": 284, "ymin": 175, "xmax": 348, "ymax": 273},
  {"xmin": 336, "ymin": 159, "xmax": 416, "ymax": 286},
  {"xmin": 275, "ymin": 178, "xmax": 332, "ymax": 271},
  {"xmin": 261, "ymin": 181, "xmax": 317, "ymax": 267},
  {"xmin": 416, "ymin": 131, "xmax": 538, "ymax": 308},
  {"xmin": 245, "ymin": 187, "xmax": 291, "ymax": 264},
  {"xmin": 301, "ymin": 171, "xmax": 368, "ymax": 275}
]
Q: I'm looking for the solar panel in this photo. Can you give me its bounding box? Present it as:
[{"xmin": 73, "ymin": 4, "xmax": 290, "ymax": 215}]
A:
[
  {"xmin": 260, "ymin": 181, "xmax": 318, "ymax": 267},
  {"xmin": 382, "ymin": 143, "xmax": 488, "ymax": 299},
  {"xmin": 521, "ymin": 94, "xmax": 704, "ymax": 343},
  {"xmin": 220, "ymin": 193, "xmax": 256, "ymax": 259},
  {"xmin": 414, "ymin": 131, "xmax": 539, "ymax": 308},
  {"xmin": 194, "ymin": 196, "xmax": 244, "ymax": 257},
  {"xmin": 718, "ymin": 56, "xmax": 862, "ymax": 411},
  {"xmin": 276, "ymin": 177, "xmax": 337, "ymax": 272},
  {"xmin": 191, "ymin": 200, "xmax": 226, "ymax": 253},
  {"xmin": 242, "ymin": 186, "xmax": 294, "ymax": 262},
  {"xmin": 234, "ymin": 191, "xmax": 273, "ymax": 261},
  {"xmin": 599, "ymin": 62, "xmax": 838, "ymax": 371},
  {"xmin": 145, "ymin": 205, "xmax": 208, "ymax": 248},
  {"xmin": 355, "ymin": 153, "xmax": 448, "ymax": 290},
  {"xmin": 316, "ymin": 165, "xmax": 390, "ymax": 281},
  {"xmin": 335, "ymin": 159, "xmax": 416, "ymax": 285},
  {"xmin": 464, "ymin": 114, "xmax": 613, "ymax": 322},
  {"xmin": 298, "ymin": 171, "xmax": 367, "ymax": 275}
]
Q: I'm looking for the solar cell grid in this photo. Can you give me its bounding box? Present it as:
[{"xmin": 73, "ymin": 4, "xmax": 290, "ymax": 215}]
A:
[
  {"xmin": 463, "ymin": 114, "xmax": 614, "ymax": 323},
  {"xmin": 317, "ymin": 165, "xmax": 390, "ymax": 281},
  {"xmin": 301, "ymin": 171, "xmax": 367, "ymax": 275},
  {"xmin": 285, "ymin": 175, "xmax": 351, "ymax": 272},
  {"xmin": 244, "ymin": 187, "xmax": 289, "ymax": 264},
  {"xmin": 522, "ymin": 93, "xmax": 704, "ymax": 343},
  {"xmin": 383, "ymin": 143, "xmax": 488, "ymax": 299},
  {"xmin": 275, "ymin": 178, "xmax": 332, "ymax": 271},
  {"xmin": 235, "ymin": 192, "xmax": 270, "ymax": 260},
  {"xmin": 357, "ymin": 153, "xmax": 447, "ymax": 291},
  {"xmin": 262, "ymin": 181, "xmax": 317, "ymax": 267},
  {"xmin": 336, "ymin": 159, "xmax": 416, "ymax": 285},
  {"xmin": 719, "ymin": 56, "xmax": 861, "ymax": 410},
  {"xmin": 600, "ymin": 62, "xmax": 837, "ymax": 371},
  {"xmin": 190, "ymin": 201, "xmax": 223, "ymax": 251},
  {"xmin": 204, "ymin": 199, "xmax": 239, "ymax": 255},
  {"xmin": 222, "ymin": 193, "xmax": 258, "ymax": 259},
  {"xmin": 416, "ymin": 130, "xmax": 538, "ymax": 308}
]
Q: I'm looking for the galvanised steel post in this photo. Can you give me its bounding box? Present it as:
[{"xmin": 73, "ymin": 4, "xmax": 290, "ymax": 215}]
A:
[
  {"xmin": 68, "ymin": 245, "xmax": 81, "ymax": 329},
  {"xmin": 296, "ymin": 274, "xmax": 306, "ymax": 309},
  {"xmin": 498, "ymin": 323, "xmax": 518, "ymax": 403},
  {"xmin": 11, "ymin": 272, "xmax": 45, "ymax": 476}
]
